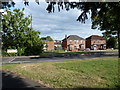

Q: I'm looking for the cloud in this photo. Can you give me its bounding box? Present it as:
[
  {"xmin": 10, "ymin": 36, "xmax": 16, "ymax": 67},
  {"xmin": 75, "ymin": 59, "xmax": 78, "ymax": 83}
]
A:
[
  {"xmin": 13, "ymin": 0, "xmax": 80, "ymax": 3},
  {"xmin": 12, "ymin": 2, "xmax": 103, "ymax": 40}
]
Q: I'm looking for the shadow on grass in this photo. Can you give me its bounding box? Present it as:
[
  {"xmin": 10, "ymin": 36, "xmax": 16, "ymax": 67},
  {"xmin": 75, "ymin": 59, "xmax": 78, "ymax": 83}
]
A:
[
  {"xmin": 1, "ymin": 70, "xmax": 119, "ymax": 90},
  {"xmin": 1, "ymin": 70, "xmax": 52, "ymax": 90}
]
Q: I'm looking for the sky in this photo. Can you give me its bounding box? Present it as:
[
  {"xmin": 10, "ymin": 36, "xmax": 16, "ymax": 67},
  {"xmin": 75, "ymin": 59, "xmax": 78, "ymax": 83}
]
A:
[{"xmin": 11, "ymin": 0, "xmax": 104, "ymax": 40}]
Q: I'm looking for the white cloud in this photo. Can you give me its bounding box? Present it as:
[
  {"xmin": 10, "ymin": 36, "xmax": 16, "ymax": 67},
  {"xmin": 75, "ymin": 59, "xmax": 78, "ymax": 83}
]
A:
[
  {"xmin": 13, "ymin": 0, "xmax": 81, "ymax": 3},
  {"xmin": 12, "ymin": 2, "xmax": 103, "ymax": 40}
]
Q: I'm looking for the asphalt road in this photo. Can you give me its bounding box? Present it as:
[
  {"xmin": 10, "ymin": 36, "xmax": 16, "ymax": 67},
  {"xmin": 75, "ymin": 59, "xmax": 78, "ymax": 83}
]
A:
[
  {"xmin": 2, "ymin": 54, "xmax": 118, "ymax": 65},
  {"xmin": 1, "ymin": 53, "xmax": 118, "ymax": 89}
]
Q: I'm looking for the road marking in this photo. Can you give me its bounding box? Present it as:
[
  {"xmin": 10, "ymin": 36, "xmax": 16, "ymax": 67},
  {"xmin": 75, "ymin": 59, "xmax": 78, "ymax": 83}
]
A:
[
  {"xmin": 9, "ymin": 57, "xmax": 16, "ymax": 63},
  {"xmin": 3, "ymin": 56, "xmax": 117, "ymax": 65}
]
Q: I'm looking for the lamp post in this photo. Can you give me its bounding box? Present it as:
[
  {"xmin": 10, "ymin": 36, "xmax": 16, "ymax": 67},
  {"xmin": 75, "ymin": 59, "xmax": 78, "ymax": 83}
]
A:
[{"xmin": 29, "ymin": 13, "xmax": 32, "ymax": 55}]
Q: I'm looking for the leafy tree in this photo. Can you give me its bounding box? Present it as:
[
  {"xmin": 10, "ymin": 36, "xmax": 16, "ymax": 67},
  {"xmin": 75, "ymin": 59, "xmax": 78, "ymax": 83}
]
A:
[
  {"xmin": 24, "ymin": 30, "xmax": 44, "ymax": 55},
  {"xmin": 107, "ymin": 37, "xmax": 118, "ymax": 49},
  {"xmin": 102, "ymin": 31, "xmax": 114, "ymax": 40},
  {"xmin": 1, "ymin": 0, "xmax": 120, "ymax": 57},
  {"xmin": 41, "ymin": 36, "xmax": 53, "ymax": 41},
  {"xmin": 45, "ymin": 1, "xmax": 120, "ymax": 58},
  {"xmin": 1, "ymin": 8, "xmax": 43, "ymax": 55},
  {"xmin": 46, "ymin": 36, "xmax": 53, "ymax": 41},
  {"xmin": 0, "ymin": 0, "xmax": 39, "ymax": 9}
]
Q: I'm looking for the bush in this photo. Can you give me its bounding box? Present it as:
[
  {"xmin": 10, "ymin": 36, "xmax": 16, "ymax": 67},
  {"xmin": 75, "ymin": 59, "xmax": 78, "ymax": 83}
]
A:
[
  {"xmin": 24, "ymin": 44, "xmax": 44, "ymax": 55},
  {"xmin": 2, "ymin": 45, "xmax": 43, "ymax": 56},
  {"xmin": 17, "ymin": 47, "xmax": 26, "ymax": 56},
  {"xmin": 2, "ymin": 50, "xmax": 17, "ymax": 57},
  {"xmin": 2, "ymin": 47, "xmax": 26, "ymax": 56}
]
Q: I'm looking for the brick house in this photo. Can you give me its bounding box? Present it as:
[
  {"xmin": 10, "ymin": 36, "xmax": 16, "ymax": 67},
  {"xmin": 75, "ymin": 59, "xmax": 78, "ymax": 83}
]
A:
[
  {"xmin": 43, "ymin": 40, "xmax": 54, "ymax": 51},
  {"xmin": 54, "ymin": 40, "xmax": 62, "ymax": 50},
  {"xmin": 86, "ymin": 35, "xmax": 106, "ymax": 50},
  {"xmin": 62, "ymin": 35, "xmax": 85, "ymax": 51}
]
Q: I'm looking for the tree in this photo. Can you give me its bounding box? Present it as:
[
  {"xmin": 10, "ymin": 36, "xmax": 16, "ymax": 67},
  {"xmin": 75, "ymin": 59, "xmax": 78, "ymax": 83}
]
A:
[
  {"xmin": 107, "ymin": 37, "xmax": 118, "ymax": 49},
  {"xmin": 45, "ymin": 1, "xmax": 120, "ymax": 58},
  {"xmin": 25, "ymin": 30, "xmax": 44, "ymax": 55},
  {"xmin": 1, "ymin": 8, "xmax": 43, "ymax": 55},
  {"xmin": 0, "ymin": 0, "xmax": 120, "ymax": 57},
  {"xmin": 102, "ymin": 31, "xmax": 118, "ymax": 49},
  {"xmin": 0, "ymin": 0, "xmax": 39, "ymax": 9},
  {"xmin": 41, "ymin": 36, "xmax": 53, "ymax": 41}
]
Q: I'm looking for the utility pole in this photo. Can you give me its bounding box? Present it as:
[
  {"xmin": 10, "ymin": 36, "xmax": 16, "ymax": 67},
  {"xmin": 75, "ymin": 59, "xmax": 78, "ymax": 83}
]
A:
[
  {"xmin": 30, "ymin": 14, "xmax": 32, "ymax": 55},
  {"xmin": 31, "ymin": 14, "xmax": 32, "ymax": 29},
  {"xmin": 0, "ymin": 2, "xmax": 2, "ymax": 66}
]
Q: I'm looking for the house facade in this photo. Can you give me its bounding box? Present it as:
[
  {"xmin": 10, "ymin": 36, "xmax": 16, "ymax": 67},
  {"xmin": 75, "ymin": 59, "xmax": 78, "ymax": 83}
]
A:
[
  {"xmin": 86, "ymin": 35, "xmax": 106, "ymax": 50},
  {"xmin": 54, "ymin": 40, "xmax": 62, "ymax": 50},
  {"xmin": 62, "ymin": 35, "xmax": 85, "ymax": 51},
  {"xmin": 43, "ymin": 41, "xmax": 54, "ymax": 51}
]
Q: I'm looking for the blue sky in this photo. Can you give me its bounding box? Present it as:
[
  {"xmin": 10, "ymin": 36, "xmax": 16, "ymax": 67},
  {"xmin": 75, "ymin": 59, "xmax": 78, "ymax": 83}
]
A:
[{"xmin": 12, "ymin": 1, "xmax": 103, "ymax": 40}]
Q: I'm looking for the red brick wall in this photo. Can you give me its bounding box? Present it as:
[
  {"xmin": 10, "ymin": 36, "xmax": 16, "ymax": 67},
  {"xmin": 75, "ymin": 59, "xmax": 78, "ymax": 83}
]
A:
[
  {"xmin": 86, "ymin": 40, "xmax": 91, "ymax": 48},
  {"xmin": 46, "ymin": 41, "xmax": 54, "ymax": 51},
  {"xmin": 82, "ymin": 40, "xmax": 85, "ymax": 49},
  {"xmin": 62, "ymin": 40, "xmax": 67, "ymax": 50},
  {"xmin": 62, "ymin": 40, "xmax": 85, "ymax": 51},
  {"xmin": 86, "ymin": 39, "xmax": 106, "ymax": 50},
  {"xmin": 91, "ymin": 40, "xmax": 106, "ymax": 45}
]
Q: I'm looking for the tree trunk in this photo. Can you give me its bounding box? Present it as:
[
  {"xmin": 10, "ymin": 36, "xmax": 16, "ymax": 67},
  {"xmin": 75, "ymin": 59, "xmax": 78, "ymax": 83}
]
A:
[{"xmin": 118, "ymin": 30, "xmax": 120, "ymax": 58}]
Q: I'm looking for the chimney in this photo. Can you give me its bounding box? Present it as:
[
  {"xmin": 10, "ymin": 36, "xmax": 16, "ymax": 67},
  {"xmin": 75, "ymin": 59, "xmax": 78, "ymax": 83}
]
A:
[{"xmin": 65, "ymin": 35, "xmax": 67, "ymax": 39}]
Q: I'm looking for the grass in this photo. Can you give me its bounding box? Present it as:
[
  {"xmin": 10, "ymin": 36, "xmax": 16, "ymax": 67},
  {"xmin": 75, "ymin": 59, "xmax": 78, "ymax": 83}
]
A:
[
  {"xmin": 41, "ymin": 50, "xmax": 118, "ymax": 55},
  {"xmin": 2, "ymin": 58, "xmax": 119, "ymax": 88}
]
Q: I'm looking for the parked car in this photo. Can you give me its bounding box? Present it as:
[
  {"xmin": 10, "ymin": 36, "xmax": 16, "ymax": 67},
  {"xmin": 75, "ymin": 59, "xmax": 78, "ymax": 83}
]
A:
[{"xmin": 84, "ymin": 48, "xmax": 90, "ymax": 51}]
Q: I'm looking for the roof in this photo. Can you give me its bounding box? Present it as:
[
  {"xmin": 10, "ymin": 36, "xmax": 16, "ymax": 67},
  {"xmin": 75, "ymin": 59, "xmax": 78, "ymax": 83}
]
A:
[
  {"xmin": 86, "ymin": 35, "xmax": 106, "ymax": 40},
  {"xmin": 63, "ymin": 35, "xmax": 84, "ymax": 40},
  {"xmin": 41, "ymin": 36, "xmax": 53, "ymax": 41},
  {"xmin": 54, "ymin": 40, "xmax": 62, "ymax": 44},
  {"xmin": 42, "ymin": 40, "xmax": 54, "ymax": 42}
]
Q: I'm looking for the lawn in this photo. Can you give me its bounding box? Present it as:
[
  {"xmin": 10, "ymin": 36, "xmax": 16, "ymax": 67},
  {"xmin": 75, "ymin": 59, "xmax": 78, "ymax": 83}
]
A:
[
  {"xmin": 2, "ymin": 58, "xmax": 119, "ymax": 88},
  {"xmin": 41, "ymin": 50, "xmax": 118, "ymax": 56}
]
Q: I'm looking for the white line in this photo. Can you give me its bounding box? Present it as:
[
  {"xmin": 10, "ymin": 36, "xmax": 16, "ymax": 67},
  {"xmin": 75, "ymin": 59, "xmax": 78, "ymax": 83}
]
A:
[{"xmin": 9, "ymin": 57, "xmax": 16, "ymax": 63}]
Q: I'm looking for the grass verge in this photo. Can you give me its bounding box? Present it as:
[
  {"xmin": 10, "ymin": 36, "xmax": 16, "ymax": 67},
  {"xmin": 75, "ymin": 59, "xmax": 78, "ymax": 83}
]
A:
[
  {"xmin": 2, "ymin": 58, "xmax": 119, "ymax": 88},
  {"xmin": 41, "ymin": 50, "xmax": 118, "ymax": 55}
]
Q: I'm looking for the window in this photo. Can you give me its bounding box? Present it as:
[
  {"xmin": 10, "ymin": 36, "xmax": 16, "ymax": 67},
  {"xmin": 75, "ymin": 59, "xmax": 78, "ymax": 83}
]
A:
[
  {"xmin": 75, "ymin": 40, "xmax": 77, "ymax": 44},
  {"xmin": 76, "ymin": 40, "xmax": 79, "ymax": 44},
  {"xmin": 70, "ymin": 40, "xmax": 72, "ymax": 44},
  {"xmin": 98, "ymin": 40, "xmax": 100, "ymax": 43},
  {"xmin": 80, "ymin": 40, "xmax": 82, "ymax": 43}
]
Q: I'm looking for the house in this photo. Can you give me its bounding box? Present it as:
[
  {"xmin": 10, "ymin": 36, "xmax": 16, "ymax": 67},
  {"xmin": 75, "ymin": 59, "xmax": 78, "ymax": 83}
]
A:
[
  {"xmin": 62, "ymin": 35, "xmax": 85, "ymax": 51},
  {"xmin": 43, "ymin": 40, "xmax": 54, "ymax": 51},
  {"xmin": 54, "ymin": 40, "xmax": 62, "ymax": 50},
  {"xmin": 86, "ymin": 35, "xmax": 106, "ymax": 50},
  {"xmin": 41, "ymin": 36, "xmax": 54, "ymax": 51}
]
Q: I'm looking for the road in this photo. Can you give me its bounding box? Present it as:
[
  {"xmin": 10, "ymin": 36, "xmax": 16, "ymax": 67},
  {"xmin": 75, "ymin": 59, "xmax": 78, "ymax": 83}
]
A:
[
  {"xmin": 1, "ymin": 53, "xmax": 118, "ymax": 89},
  {"xmin": 2, "ymin": 53, "xmax": 118, "ymax": 65}
]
